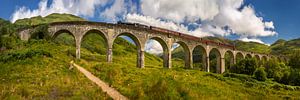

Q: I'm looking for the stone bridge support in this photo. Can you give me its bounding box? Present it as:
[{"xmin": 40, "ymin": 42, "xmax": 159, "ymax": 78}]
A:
[{"xmin": 76, "ymin": 37, "xmax": 82, "ymax": 59}]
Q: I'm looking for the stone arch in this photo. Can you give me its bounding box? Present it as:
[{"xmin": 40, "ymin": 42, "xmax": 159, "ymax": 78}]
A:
[
  {"xmin": 277, "ymin": 57, "xmax": 282, "ymax": 62},
  {"xmin": 52, "ymin": 29, "xmax": 75, "ymax": 40},
  {"xmin": 192, "ymin": 45, "xmax": 207, "ymax": 70},
  {"xmin": 254, "ymin": 55, "xmax": 261, "ymax": 61},
  {"xmin": 112, "ymin": 32, "xmax": 143, "ymax": 68},
  {"xmin": 262, "ymin": 56, "xmax": 268, "ymax": 62},
  {"xmin": 246, "ymin": 54, "xmax": 252, "ymax": 59},
  {"xmin": 80, "ymin": 29, "xmax": 109, "ymax": 61},
  {"xmin": 224, "ymin": 50, "xmax": 234, "ymax": 71},
  {"xmin": 209, "ymin": 48, "xmax": 222, "ymax": 73},
  {"xmin": 81, "ymin": 29, "xmax": 108, "ymax": 46},
  {"xmin": 270, "ymin": 56, "xmax": 276, "ymax": 61},
  {"xmin": 112, "ymin": 32, "xmax": 142, "ymax": 49},
  {"xmin": 146, "ymin": 36, "xmax": 170, "ymax": 68},
  {"xmin": 236, "ymin": 52, "xmax": 244, "ymax": 63},
  {"xmin": 173, "ymin": 41, "xmax": 192, "ymax": 68},
  {"xmin": 29, "ymin": 29, "xmax": 48, "ymax": 40},
  {"xmin": 52, "ymin": 29, "xmax": 78, "ymax": 58}
]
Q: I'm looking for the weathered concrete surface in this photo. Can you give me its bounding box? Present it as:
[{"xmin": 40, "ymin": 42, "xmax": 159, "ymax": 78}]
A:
[{"xmin": 19, "ymin": 21, "xmax": 287, "ymax": 74}]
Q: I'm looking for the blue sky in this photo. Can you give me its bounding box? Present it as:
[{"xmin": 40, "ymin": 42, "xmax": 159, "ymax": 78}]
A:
[{"xmin": 0, "ymin": 0, "xmax": 300, "ymax": 45}]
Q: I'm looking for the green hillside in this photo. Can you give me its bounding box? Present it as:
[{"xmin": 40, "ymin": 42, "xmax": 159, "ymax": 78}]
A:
[
  {"xmin": 234, "ymin": 40, "xmax": 271, "ymax": 54},
  {"xmin": 14, "ymin": 13, "xmax": 85, "ymax": 25},
  {"xmin": 1, "ymin": 14, "xmax": 300, "ymax": 99},
  {"xmin": 271, "ymin": 38, "xmax": 300, "ymax": 56}
]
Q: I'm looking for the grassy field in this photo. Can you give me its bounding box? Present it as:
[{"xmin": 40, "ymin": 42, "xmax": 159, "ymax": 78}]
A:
[
  {"xmin": 76, "ymin": 33, "xmax": 300, "ymax": 99},
  {"xmin": 0, "ymin": 40, "xmax": 110, "ymax": 99},
  {"xmin": 1, "ymin": 13, "xmax": 300, "ymax": 99},
  {"xmin": 1, "ymin": 31, "xmax": 300, "ymax": 99}
]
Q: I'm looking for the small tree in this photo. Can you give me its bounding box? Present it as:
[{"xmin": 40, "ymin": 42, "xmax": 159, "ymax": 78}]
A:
[
  {"xmin": 254, "ymin": 67, "xmax": 267, "ymax": 81},
  {"xmin": 289, "ymin": 50, "xmax": 300, "ymax": 69}
]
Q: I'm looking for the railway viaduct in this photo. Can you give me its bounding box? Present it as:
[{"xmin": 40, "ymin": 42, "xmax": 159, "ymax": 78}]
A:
[{"xmin": 18, "ymin": 21, "xmax": 287, "ymax": 73}]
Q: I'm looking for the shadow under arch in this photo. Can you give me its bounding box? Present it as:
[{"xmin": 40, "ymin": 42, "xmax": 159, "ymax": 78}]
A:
[
  {"xmin": 262, "ymin": 56, "xmax": 268, "ymax": 62},
  {"xmin": 254, "ymin": 55, "xmax": 261, "ymax": 61},
  {"xmin": 246, "ymin": 54, "xmax": 252, "ymax": 59},
  {"xmin": 236, "ymin": 52, "xmax": 244, "ymax": 63},
  {"xmin": 192, "ymin": 45, "xmax": 207, "ymax": 70},
  {"xmin": 224, "ymin": 50, "xmax": 234, "ymax": 72},
  {"xmin": 209, "ymin": 48, "xmax": 222, "ymax": 73}
]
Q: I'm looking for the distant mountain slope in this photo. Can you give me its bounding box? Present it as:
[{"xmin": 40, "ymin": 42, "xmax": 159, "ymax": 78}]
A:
[
  {"xmin": 234, "ymin": 40, "xmax": 270, "ymax": 54},
  {"xmin": 14, "ymin": 13, "xmax": 85, "ymax": 25},
  {"xmin": 271, "ymin": 38, "xmax": 300, "ymax": 56}
]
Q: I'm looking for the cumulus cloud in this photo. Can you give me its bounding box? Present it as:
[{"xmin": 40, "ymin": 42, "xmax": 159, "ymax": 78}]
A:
[
  {"xmin": 145, "ymin": 40, "xmax": 163, "ymax": 55},
  {"xmin": 239, "ymin": 37, "xmax": 264, "ymax": 44},
  {"xmin": 141, "ymin": 0, "xmax": 220, "ymax": 23},
  {"xmin": 238, "ymin": 37, "xmax": 270, "ymax": 46},
  {"xmin": 100, "ymin": 0, "xmax": 127, "ymax": 21},
  {"xmin": 129, "ymin": 0, "xmax": 277, "ymax": 54},
  {"xmin": 139, "ymin": 0, "xmax": 276, "ymax": 38},
  {"xmin": 11, "ymin": 0, "xmax": 107, "ymax": 22}
]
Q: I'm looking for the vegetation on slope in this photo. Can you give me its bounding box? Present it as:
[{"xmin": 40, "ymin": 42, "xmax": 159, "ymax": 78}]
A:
[
  {"xmin": 0, "ymin": 40, "xmax": 110, "ymax": 99},
  {"xmin": 76, "ymin": 34, "xmax": 300, "ymax": 99},
  {"xmin": 1, "ymin": 13, "xmax": 300, "ymax": 99},
  {"xmin": 271, "ymin": 38, "xmax": 300, "ymax": 56},
  {"xmin": 14, "ymin": 13, "xmax": 85, "ymax": 26}
]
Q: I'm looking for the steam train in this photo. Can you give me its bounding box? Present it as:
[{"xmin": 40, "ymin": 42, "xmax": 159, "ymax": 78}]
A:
[{"xmin": 117, "ymin": 21, "xmax": 235, "ymax": 49}]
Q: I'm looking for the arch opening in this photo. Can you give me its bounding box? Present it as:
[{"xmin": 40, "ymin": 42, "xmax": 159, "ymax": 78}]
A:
[
  {"xmin": 246, "ymin": 54, "xmax": 252, "ymax": 59},
  {"xmin": 192, "ymin": 45, "xmax": 206, "ymax": 71},
  {"xmin": 262, "ymin": 56, "xmax": 268, "ymax": 63},
  {"xmin": 80, "ymin": 29, "xmax": 108, "ymax": 61},
  {"xmin": 145, "ymin": 37, "xmax": 169, "ymax": 68},
  {"xmin": 209, "ymin": 48, "xmax": 221, "ymax": 73},
  {"xmin": 52, "ymin": 29, "xmax": 76, "ymax": 58},
  {"xmin": 53, "ymin": 29, "xmax": 75, "ymax": 46},
  {"xmin": 236, "ymin": 52, "xmax": 244, "ymax": 63},
  {"xmin": 225, "ymin": 50, "xmax": 234, "ymax": 72},
  {"xmin": 255, "ymin": 55, "xmax": 260, "ymax": 61},
  {"xmin": 171, "ymin": 41, "xmax": 191, "ymax": 68},
  {"xmin": 112, "ymin": 32, "xmax": 141, "ymax": 67}
]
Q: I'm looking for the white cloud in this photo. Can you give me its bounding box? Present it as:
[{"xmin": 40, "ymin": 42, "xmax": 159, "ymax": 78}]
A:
[
  {"xmin": 141, "ymin": 0, "xmax": 220, "ymax": 23},
  {"xmin": 238, "ymin": 37, "xmax": 269, "ymax": 45},
  {"xmin": 100, "ymin": 0, "xmax": 127, "ymax": 21},
  {"xmin": 11, "ymin": 0, "xmax": 107, "ymax": 22},
  {"xmin": 145, "ymin": 40, "xmax": 163, "ymax": 54},
  {"xmin": 265, "ymin": 21, "xmax": 275, "ymax": 29},
  {"xmin": 211, "ymin": 5, "xmax": 277, "ymax": 37},
  {"xmin": 135, "ymin": 0, "xmax": 277, "ymax": 48},
  {"xmin": 139, "ymin": 0, "xmax": 276, "ymax": 38}
]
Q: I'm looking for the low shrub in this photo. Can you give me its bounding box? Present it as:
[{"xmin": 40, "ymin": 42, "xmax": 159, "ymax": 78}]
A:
[
  {"xmin": 0, "ymin": 49, "xmax": 52, "ymax": 62},
  {"xmin": 254, "ymin": 67, "xmax": 267, "ymax": 81},
  {"xmin": 230, "ymin": 58, "xmax": 259, "ymax": 75}
]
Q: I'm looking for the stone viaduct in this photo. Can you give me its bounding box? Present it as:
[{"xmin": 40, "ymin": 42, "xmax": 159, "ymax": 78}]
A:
[{"xmin": 18, "ymin": 21, "xmax": 287, "ymax": 73}]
